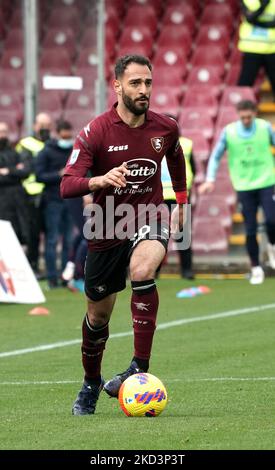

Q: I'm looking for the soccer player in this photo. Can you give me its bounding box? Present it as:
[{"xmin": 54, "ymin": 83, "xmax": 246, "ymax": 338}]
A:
[
  {"xmin": 60, "ymin": 55, "xmax": 187, "ymax": 415},
  {"xmin": 199, "ymin": 100, "xmax": 275, "ymax": 285}
]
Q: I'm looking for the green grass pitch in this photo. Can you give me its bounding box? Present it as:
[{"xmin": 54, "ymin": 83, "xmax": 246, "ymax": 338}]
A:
[{"xmin": 0, "ymin": 279, "xmax": 275, "ymax": 450}]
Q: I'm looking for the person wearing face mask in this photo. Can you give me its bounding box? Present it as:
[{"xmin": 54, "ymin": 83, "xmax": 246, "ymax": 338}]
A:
[
  {"xmin": 16, "ymin": 112, "xmax": 53, "ymax": 274},
  {"xmin": 0, "ymin": 122, "xmax": 31, "ymax": 246},
  {"xmin": 35, "ymin": 120, "xmax": 74, "ymax": 288}
]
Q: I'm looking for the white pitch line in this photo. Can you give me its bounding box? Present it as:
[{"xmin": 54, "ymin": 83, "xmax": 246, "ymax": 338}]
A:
[
  {"xmin": 1, "ymin": 302, "xmax": 275, "ymax": 359},
  {"xmin": 0, "ymin": 377, "xmax": 275, "ymax": 386}
]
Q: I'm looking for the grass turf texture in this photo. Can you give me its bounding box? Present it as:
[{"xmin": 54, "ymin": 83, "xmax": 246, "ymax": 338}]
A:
[{"xmin": 0, "ymin": 279, "xmax": 275, "ymax": 450}]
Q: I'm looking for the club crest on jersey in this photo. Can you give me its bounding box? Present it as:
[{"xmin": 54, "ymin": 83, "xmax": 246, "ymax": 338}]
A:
[{"xmin": 151, "ymin": 137, "xmax": 164, "ymax": 153}]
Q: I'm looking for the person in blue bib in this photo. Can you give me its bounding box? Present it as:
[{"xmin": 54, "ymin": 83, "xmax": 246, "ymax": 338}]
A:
[{"xmin": 199, "ymin": 100, "xmax": 275, "ymax": 284}]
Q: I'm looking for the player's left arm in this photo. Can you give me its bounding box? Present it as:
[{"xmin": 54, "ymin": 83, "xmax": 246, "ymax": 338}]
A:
[{"xmin": 165, "ymin": 126, "xmax": 187, "ymax": 233}]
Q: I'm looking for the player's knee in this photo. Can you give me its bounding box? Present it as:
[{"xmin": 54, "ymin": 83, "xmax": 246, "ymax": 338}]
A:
[
  {"xmin": 130, "ymin": 265, "xmax": 155, "ymax": 282},
  {"xmin": 87, "ymin": 303, "xmax": 110, "ymax": 328}
]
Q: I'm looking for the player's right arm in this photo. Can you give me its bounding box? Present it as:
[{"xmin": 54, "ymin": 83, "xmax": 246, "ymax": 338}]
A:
[
  {"xmin": 198, "ymin": 128, "xmax": 227, "ymax": 194},
  {"xmin": 60, "ymin": 127, "xmax": 129, "ymax": 198}
]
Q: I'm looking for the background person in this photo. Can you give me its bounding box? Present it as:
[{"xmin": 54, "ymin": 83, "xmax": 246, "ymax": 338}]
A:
[{"xmin": 199, "ymin": 100, "xmax": 275, "ymax": 285}]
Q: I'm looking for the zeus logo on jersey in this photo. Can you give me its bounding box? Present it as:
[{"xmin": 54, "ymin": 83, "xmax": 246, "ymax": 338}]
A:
[{"xmin": 108, "ymin": 144, "xmax": 128, "ymax": 152}]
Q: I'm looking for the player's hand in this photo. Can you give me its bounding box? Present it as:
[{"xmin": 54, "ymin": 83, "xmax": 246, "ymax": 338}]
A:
[
  {"xmin": 170, "ymin": 204, "xmax": 186, "ymax": 235},
  {"xmin": 198, "ymin": 181, "xmax": 215, "ymax": 195},
  {"xmin": 95, "ymin": 162, "xmax": 130, "ymax": 189}
]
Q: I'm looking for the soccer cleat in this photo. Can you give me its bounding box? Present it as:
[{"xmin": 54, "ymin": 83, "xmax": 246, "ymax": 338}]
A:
[
  {"xmin": 267, "ymin": 243, "xmax": 275, "ymax": 269},
  {"xmin": 72, "ymin": 378, "xmax": 104, "ymax": 415},
  {"xmin": 103, "ymin": 360, "xmax": 145, "ymax": 398},
  {"xmin": 249, "ymin": 266, "xmax": 265, "ymax": 285}
]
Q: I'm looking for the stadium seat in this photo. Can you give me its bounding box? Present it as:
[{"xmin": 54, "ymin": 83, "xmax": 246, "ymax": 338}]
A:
[
  {"xmin": 215, "ymin": 106, "xmax": 239, "ymax": 131},
  {"xmin": 185, "ymin": 66, "xmax": 223, "ymax": 97},
  {"xmin": 0, "ymin": 49, "xmax": 24, "ymax": 70},
  {"xmin": 4, "ymin": 28, "xmax": 23, "ymax": 50},
  {"xmin": 9, "ymin": 8, "xmax": 23, "ymax": 28},
  {"xmin": 42, "ymin": 28, "xmax": 77, "ymax": 59},
  {"xmin": 157, "ymin": 25, "xmax": 192, "ymax": 50},
  {"xmin": 153, "ymin": 66, "xmax": 186, "ymax": 88},
  {"xmin": 200, "ymin": 4, "xmax": 234, "ymax": 30},
  {"xmin": 105, "ymin": 0, "xmax": 126, "ymax": 16},
  {"xmin": 162, "ymin": 4, "xmax": 196, "ymax": 34},
  {"xmin": 47, "ymin": 7, "xmax": 80, "ymax": 29},
  {"xmin": 224, "ymin": 65, "xmax": 241, "ymax": 86},
  {"xmin": 167, "ymin": 0, "xmax": 201, "ymax": 15},
  {"xmin": 191, "ymin": 46, "xmax": 226, "ymax": 70},
  {"xmin": 227, "ymin": 48, "xmax": 243, "ymax": 68},
  {"xmin": 195, "ymin": 25, "xmax": 231, "ymax": 55},
  {"xmin": 40, "ymin": 48, "xmax": 72, "ymax": 71},
  {"xmin": 211, "ymin": 175, "xmax": 237, "ymax": 210},
  {"xmin": 74, "ymin": 66, "xmax": 98, "ymax": 88},
  {"xmin": 153, "ymin": 46, "xmax": 187, "ymax": 69},
  {"xmin": 192, "ymin": 218, "xmax": 228, "ymax": 255},
  {"xmin": 118, "ymin": 43, "xmax": 154, "ymax": 59},
  {"xmin": 128, "ymin": 0, "xmax": 163, "ymax": 16},
  {"xmin": 195, "ymin": 195, "xmax": 233, "ymax": 233},
  {"xmin": 119, "ymin": 27, "xmax": 154, "ymax": 57},
  {"xmin": 178, "ymin": 108, "xmax": 214, "ymax": 141},
  {"xmin": 65, "ymin": 89, "xmax": 95, "ymax": 112},
  {"xmin": 182, "ymin": 86, "xmax": 219, "ymax": 118},
  {"xmin": 150, "ymin": 87, "xmax": 181, "ymax": 117},
  {"xmin": 0, "ymin": 90, "xmax": 21, "ymax": 112},
  {"xmin": 203, "ymin": 0, "xmax": 240, "ymax": 15},
  {"xmin": 177, "ymin": 130, "xmax": 210, "ymax": 163},
  {"xmin": 0, "ymin": 110, "xmax": 21, "ymax": 141},
  {"xmin": 124, "ymin": 6, "xmax": 158, "ymax": 33},
  {"xmin": 0, "ymin": 70, "xmax": 23, "ymax": 90},
  {"xmin": 38, "ymin": 91, "xmax": 64, "ymax": 113},
  {"xmin": 63, "ymin": 109, "xmax": 96, "ymax": 135},
  {"xmin": 220, "ymin": 86, "xmax": 256, "ymax": 107}
]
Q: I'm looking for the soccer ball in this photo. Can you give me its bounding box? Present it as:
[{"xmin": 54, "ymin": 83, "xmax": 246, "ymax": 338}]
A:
[{"xmin": 118, "ymin": 373, "xmax": 167, "ymax": 417}]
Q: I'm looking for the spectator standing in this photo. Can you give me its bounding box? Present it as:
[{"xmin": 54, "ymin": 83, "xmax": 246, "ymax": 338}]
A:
[
  {"xmin": 36, "ymin": 120, "xmax": 74, "ymax": 289},
  {"xmin": 0, "ymin": 122, "xmax": 31, "ymax": 246},
  {"xmin": 16, "ymin": 112, "xmax": 53, "ymax": 273}
]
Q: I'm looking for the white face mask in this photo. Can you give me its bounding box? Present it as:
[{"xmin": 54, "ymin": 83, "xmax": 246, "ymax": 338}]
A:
[{"xmin": 57, "ymin": 139, "xmax": 74, "ymax": 149}]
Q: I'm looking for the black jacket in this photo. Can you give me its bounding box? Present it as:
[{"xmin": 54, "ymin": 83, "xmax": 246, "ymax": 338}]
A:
[
  {"xmin": 0, "ymin": 143, "xmax": 31, "ymax": 244},
  {"xmin": 36, "ymin": 139, "xmax": 73, "ymax": 202}
]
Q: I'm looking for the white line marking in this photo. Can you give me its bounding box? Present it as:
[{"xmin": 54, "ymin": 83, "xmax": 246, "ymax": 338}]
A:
[
  {"xmin": 0, "ymin": 377, "xmax": 275, "ymax": 386},
  {"xmin": 1, "ymin": 302, "xmax": 275, "ymax": 359}
]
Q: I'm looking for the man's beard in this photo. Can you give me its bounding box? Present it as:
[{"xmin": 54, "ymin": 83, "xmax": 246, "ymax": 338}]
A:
[{"xmin": 122, "ymin": 90, "xmax": 149, "ymax": 116}]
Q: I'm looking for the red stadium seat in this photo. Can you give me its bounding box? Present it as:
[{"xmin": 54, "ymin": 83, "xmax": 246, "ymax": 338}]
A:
[
  {"xmin": 0, "ymin": 90, "xmax": 21, "ymax": 112},
  {"xmin": 167, "ymin": 0, "xmax": 201, "ymax": 15},
  {"xmin": 192, "ymin": 218, "xmax": 228, "ymax": 255},
  {"xmin": 228, "ymin": 48, "xmax": 243, "ymax": 67},
  {"xmin": 215, "ymin": 106, "xmax": 239, "ymax": 131},
  {"xmin": 0, "ymin": 70, "xmax": 23, "ymax": 90},
  {"xmin": 0, "ymin": 49, "xmax": 24, "ymax": 70},
  {"xmin": 128, "ymin": 0, "xmax": 163, "ymax": 16},
  {"xmin": 177, "ymin": 130, "xmax": 210, "ymax": 163},
  {"xmin": 63, "ymin": 109, "xmax": 96, "ymax": 135},
  {"xmin": 203, "ymin": 0, "xmax": 240, "ymax": 15},
  {"xmin": 153, "ymin": 66, "xmax": 186, "ymax": 88},
  {"xmin": 200, "ymin": 4, "xmax": 234, "ymax": 30},
  {"xmin": 195, "ymin": 195, "xmax": 233, "ymax": 233},
  {"xmin": 40, "ymin": 48, "xmax": 72, "ymax": 72},
  {"xmin": 65, "ymin": 89, "xmax": 95, "ymax": 112},
  {"xmin": 105, "ymin": 0, "xmax": 126, "ymax": 17},
  {"xmin": 196, "ymin": 25, "xmax": 231, "ymax": 55},
  {"xmin": 211, "ymin": 175, "xmax": 237, "ymax": 210},
  {"xmin": 224, "ymin": 65, "xmax": 241, "ymax": 86},
  {"xmin": 182, "ymin": 86, "xmax": 219, "ymax": 118},
  {"xmin": 47, "ymin": 7, "xmax": 79, "ymax": 29},
  {"xmin": 4, "ymin": 28, "xmax": 23, "ymax": 50},
  {"xmin": 150, "ymin": 87, "xmax": 181, "ymax": 117},
  {"xmin": 37, "ymin": 91, "xmax": 64, "ymax": 115},
  {"xmin": 9, "ymin": 8, "xmax": 23, "ymax": 28},
  {"xmin": 191, "ymin": 46, "xmax": 226, "ymax": 70},
  {"xmin": 42, "ymin": 28, "xmax": 77, "ymax": 58},
  {"xmin": 124, "ymin": 6, "xmax": 158, "ymax": 33},
  {"xmin": 179, "ymin": 109, "xmax": 214, "ymax": 141},
  {"xmin": 0, "ymin": 110, "xmax": 21, "ymax": 141},
  {"xmin": 157, "ymin": 25, "xmax": 192, "ymax": 50},
  {"xmin": 74, "ymin": 66, "xmax": 98, "ymax": 88},
  {"xmin": 153, "ymin": 46, "xmax": 187, "ymax": 69},
  {"xmin": 119, "ymin": 27, "xmax": 154, "ymax": 53},
  {"xmin": 220, "ymin": 86, "xmax": 256, "ymax": 107},
  {"xmin": 118, "ymin": 43, "xmax": 154, "ymax": 59},
  {"xmin": 162, "ymin": 4, "xmax": 196, "ymax": 34},
  {"xmin": 185, "ymin": 66, "xmax": 223, "ymax": 97}
]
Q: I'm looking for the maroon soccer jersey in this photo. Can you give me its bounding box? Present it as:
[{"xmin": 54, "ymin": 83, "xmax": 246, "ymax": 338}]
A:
[{"xmin": 61, "ymin": 104, "xmax": 186, "ymax": 250}]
